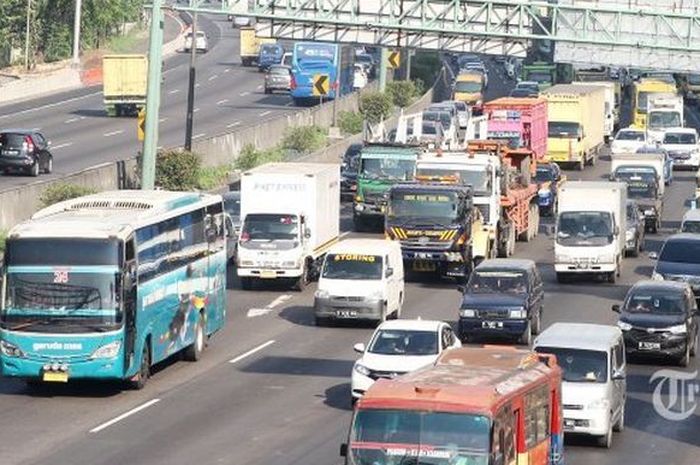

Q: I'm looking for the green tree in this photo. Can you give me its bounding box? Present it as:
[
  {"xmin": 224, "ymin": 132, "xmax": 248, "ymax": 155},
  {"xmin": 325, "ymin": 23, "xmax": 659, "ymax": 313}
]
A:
[{"xmin": 360, "ymin": 91, "xmax": 394, "ymax": 125}]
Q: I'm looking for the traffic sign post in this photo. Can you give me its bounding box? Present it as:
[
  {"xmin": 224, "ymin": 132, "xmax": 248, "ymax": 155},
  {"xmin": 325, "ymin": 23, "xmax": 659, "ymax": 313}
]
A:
[
  {"xmin": 387, "ymin": 50, "xmax": 400, "ymax": 69},
  {"xmin": 137, "ymin": 109, "xmax": 146, "ymax": 141},
  {"xmin": 312, "ymin": 74, "xmax": 330, "ymax": 96}
]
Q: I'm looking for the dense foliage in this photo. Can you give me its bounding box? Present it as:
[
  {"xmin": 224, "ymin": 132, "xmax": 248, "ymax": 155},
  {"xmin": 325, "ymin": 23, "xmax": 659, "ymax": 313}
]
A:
[
  {"xmin": 0, "ymin": 0, "xmax": 144, "ymax": 64},
  {"xmin": 40, "ymin": 183, "xmax": 98, "ymax": 207},
  {"xmin": 155, "ymin": 149, "xmax": 201, "ymax": 191}
]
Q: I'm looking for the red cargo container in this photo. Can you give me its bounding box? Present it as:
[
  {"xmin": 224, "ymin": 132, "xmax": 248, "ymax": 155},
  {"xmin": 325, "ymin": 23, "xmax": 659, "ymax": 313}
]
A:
[{"xmin": 483, "ymin": 97, "xmax": 548, "ymax": 161}]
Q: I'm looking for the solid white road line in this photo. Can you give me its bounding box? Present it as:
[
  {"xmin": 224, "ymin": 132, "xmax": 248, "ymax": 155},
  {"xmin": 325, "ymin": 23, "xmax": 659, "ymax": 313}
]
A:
[
  {"xmin": 192, "ymin": 133, "xmax": 206, "ymax": 139},
  {"xmin": 193, "ymin": 108, "xmax": 200, "ymax": 113},
  {"xmin": 259, "ymin": 110, "xmax": 272, "ymax": 117},
  {"xmin": 51, "ymin": 142, "xmax": 73, "ymax": 150},
  {"xmin": 257, "ymin": 85, "xmax": 263, "ymax": 90},
  {"xmin": 159, "ymin": 117, "xmax": 168, "ymax": 123},
  {"xmin": 229, "ymin": 340, "xmax": 276, "ymax": 364},
  {"xmin": 239, "ymin": 91, "xmax": 250, "ymax": 97},
  {"xmin": 227, "ymin": 121, "xmax": 241, "ymax": 128},
  {"xmin": 224, "ymin": 68, "xmax": 231, "ymax": 73},
  {"xmin": 89, "ymin": 399, "xmax": 161, "ymax": 434},
  {"xmin": 0, "ymin": 91, "xmax": 101, "ymax": 120},
  {"xmin": 217, "ymin": 99, "xmax": 229, "ymax": 105},
  {"xmin": 104, "ymin": 130, "xmax": 124, "ymax": 137},
  {"xmin": 168, "ymin": 89, "xmax": 180, "ymax": 94},
  {"xmin": 247, "ymin": 295, "xmax": 292, "ymax": 317},
  {"xmin": 209, "ymin": 75, "xmax": 218, "ymax": 81},
  {"xmin": 64, "ymin": 117, "xmax": 80, "ymax": 124}
]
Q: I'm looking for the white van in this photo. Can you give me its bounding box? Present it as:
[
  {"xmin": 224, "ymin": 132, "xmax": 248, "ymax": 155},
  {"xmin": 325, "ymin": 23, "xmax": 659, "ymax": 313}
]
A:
[
  {"xmin": 313, "ymin": 239, "xmax": 404, "ymax": 326},
  {"xmin": 533, "ymin": 323, "xmax": 627, "ymax": 448}
]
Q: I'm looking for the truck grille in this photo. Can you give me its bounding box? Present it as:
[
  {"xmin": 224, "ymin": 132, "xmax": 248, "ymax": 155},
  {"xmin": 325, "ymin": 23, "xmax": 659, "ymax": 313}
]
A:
[{"xmin": 362, "ymin": 191, "xmax": 387, "ymax": 205}]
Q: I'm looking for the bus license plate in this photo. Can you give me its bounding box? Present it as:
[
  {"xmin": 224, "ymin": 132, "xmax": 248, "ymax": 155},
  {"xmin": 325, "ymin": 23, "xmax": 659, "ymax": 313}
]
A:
[
  {"xmin": 482, "ymin": 321, "xmax": 503, "ymax": 329},
  {"xmin": 260, "ymin": 270, "xmax": 276, "ymax": 279},
  {"xmin": 43, "ymin": 371, "xmax": 68, "ymax": 383},
  {"xmin": 639, "ymin": 341, "xmax": 661, "ymax": 350}
]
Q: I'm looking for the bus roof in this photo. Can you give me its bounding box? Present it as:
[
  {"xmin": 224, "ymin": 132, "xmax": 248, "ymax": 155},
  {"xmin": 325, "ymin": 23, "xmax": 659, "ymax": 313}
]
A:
[
  {"xmin": 11, "ymin": 190, "xmax": 221, "ymax": 240},
  {"xmin": 358, "ymin": 347, "xmax": 560, "ymax": 416}
]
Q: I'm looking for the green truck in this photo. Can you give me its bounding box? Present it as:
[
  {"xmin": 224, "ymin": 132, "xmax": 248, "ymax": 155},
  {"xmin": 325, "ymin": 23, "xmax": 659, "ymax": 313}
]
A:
[
  {"xmin": 520, "ymin": 61, "xmax": 573, "ymax": 91},
  {"xmin": 352, "ymin": 144, "xmax": 421, "ymax": 232}
]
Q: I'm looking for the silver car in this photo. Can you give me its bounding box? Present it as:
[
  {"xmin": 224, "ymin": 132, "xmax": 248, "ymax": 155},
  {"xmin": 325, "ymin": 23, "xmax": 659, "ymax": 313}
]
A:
[{"xmin": 264, "ymin": 65, "xmax": 292, "ymax": 94}]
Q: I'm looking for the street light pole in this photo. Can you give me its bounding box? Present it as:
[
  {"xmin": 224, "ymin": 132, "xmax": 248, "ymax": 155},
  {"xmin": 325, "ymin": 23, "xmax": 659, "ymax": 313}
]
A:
[
  {"xmin": 184, "ymin": 13, "xmax": 197, "ymax": 151},
  {"xmin": 24, "ymin": 0, "xmax": 31, "ymax": 71},
  {"xmin": 140, "ymin": 0, "xmax": 165, "ymax": 190},
  {"xmin": 72, "ymin": 0, "xmax": 83, "ymax": 67}
]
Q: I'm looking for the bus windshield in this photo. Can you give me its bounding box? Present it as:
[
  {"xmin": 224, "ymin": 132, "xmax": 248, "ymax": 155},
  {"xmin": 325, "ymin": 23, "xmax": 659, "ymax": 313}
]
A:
[
  {"xmin": 350, "ymin": 409, "xmax": 490, "ymax": 465},
  {"xmin": 388, "ymin": 191, "xmax": 459, "ymax": 223},
  {"xmin": 360, "ymin": 157, "xmax": 415, "ymax": 181}
]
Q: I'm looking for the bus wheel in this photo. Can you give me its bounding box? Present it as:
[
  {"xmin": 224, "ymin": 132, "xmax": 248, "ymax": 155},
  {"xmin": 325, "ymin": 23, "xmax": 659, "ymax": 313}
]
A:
[
  {"xmin": 184, "ymin": 312, "xmax": 205, "ymax": 362},
  {"xmin": 130, "ymin": 343, "xmax": 150, "ymax": 390}
]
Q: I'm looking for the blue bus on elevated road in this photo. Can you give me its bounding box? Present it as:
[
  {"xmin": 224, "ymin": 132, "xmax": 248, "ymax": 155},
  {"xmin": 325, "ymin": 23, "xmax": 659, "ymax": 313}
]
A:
[
  {"xmin": 0, "ymin": 190, "xmax": 230, "ymax": 389},
  {"xmin": 291, "ymin": 42, "xmax": 354, "ymax": 106}
]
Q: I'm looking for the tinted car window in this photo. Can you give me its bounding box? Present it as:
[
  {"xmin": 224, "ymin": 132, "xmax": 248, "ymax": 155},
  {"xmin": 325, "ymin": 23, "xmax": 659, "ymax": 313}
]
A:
[
  {"xmin": 660, "ymin": 239, "xmax": 700, "ymax": 264},
  {"xmin": 0, "ymin": 133, "xmax": 26, "ymax": 148},
  {"xmin": 624, "ymin": 289, "xmax": 686, "ymax": 314}
]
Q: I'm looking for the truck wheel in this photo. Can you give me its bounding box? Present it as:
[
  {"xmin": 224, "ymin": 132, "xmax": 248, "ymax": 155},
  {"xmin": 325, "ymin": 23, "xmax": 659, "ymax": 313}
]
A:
[
  {"xmin": 607, "ymin": 271, "xmax": 617, "ymax": 284},
  {"xmin": 532, "ymin": 307, "xmax": 542, "ymax": 335},
  {"xmin": 519, "ymin": 322, "xmax": 532, "ymax": 346},
  {"xmin": 353, "ymin": 215, "xmax": 364, "ymax": 232},
  {"xmin": 578, "ymin": 157, "xmax": 585, "ymax": 171},
  {"xmin": 589, "ymin": 151, "xmax": 597, "ymax": 166},
  {"xmin": 507, "ymin": 225, "xmax": 516, "ymax": 256},
  {"xmin": 240, "ymin": 277, "xmax": 253, "ymax": 290},
  {"xmin": 293, "ymin": 262, "xmax": 308, "ymax": 292},
  {"xmin": 556, "ymin": 272, "xmax": 569, "ymax": 284}
]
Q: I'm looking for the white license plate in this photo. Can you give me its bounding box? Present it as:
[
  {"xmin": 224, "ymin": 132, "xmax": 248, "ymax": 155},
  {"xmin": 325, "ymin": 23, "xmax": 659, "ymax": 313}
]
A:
[
  {"xmin": 260, "ymin": 270, "xmax": 276, "ymax": 279},
  {"xmin": 564, "ymin": 419, "xmax": 575, "ymax": 430},
  {"xmin": 336, "ymin": 310, "xmax": 357, "ymax": 318},
  {"xmin": 482, "ymin": 321, "xmax": 503, "ymax": 329},
  {"xmin": 639, "ymin": 341, "xmax": 661, "ymax": 350}
]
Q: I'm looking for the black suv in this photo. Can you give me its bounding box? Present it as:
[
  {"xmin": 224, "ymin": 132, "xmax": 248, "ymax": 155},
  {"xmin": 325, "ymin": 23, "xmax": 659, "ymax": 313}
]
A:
[
  {"xmin": 458, "ymin": 258, "xmax": 544, "ymax": 345},
  {"xmin": 613, "ymin": 280, "xmax": 699, "ymax": 366},
  {"xmin": 0, "ymin": 130, "xmax": 53, "ymax": 177}
]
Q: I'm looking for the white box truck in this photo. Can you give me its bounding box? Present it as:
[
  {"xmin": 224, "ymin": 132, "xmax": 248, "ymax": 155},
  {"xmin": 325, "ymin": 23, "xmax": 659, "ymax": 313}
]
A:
[
  {"xmin": 237, "ymin": 162, "xmax": 340, "ymax": 291},
  {"xmin": 646, "ymin": 95, "xmax": 684, "ymax": 144},
  {"xmin": 555, "ymin": 181, "xmax": 627, "ymax": 283}
]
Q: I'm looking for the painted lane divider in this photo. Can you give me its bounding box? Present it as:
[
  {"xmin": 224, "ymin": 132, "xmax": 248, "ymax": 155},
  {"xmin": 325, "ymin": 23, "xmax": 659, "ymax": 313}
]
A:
[
  {"xmin": 247, "ymin": 294, "xmax": 292, "ymax": 318},
  {"xmin": 89, "ymin": 398, "xmax": 161, "ymax": 434},
  {"xmin": 229, "ymin": 340, "xmax": 276, "ymax": 364}
]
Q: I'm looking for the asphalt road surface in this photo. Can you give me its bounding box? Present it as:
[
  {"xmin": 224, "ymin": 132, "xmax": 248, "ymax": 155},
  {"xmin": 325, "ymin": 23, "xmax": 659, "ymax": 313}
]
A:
[
  {"xmin": 0, "ymin": 59, "xmax": 698, "ymax": 465},
  {"xmin": 0, "ymin": 13, "xmax": 298, "ymax": 190}
]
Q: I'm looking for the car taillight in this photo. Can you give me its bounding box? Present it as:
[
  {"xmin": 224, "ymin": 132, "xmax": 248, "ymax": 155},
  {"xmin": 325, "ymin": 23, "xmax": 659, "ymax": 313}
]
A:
[
  {"xmin": 24, "ymin": 136, "xmax": 34, "ymax": 153},
  {"xmin": 290, "ymin": 74, "xmax": 297, "ymax": 90}
]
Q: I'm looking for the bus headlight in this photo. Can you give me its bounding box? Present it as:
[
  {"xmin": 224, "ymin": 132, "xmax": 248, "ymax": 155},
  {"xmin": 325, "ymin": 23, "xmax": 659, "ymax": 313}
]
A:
[
  {"xmin": 90, "ymin": 341, "xmax": 121, "ymax": 359},
  {"xmin": 0, "ymin": 340, "xmax": 25, "ymax": 358}
]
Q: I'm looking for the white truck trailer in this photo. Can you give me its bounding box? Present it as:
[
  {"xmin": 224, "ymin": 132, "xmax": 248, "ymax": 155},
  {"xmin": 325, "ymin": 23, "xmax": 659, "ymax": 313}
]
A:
[
  {"xmin": 555, "ymin": 181, "xmax": 627, "ymax": 283},
  {"xmin": 237, "ymin": 162, "xmax": 340, "ymax": 291}
]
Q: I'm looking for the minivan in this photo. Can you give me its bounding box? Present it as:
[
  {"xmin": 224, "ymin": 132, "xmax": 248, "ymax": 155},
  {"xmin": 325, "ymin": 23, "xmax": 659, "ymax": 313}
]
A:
[
  {"xmin": 313, "ymin": 239, "xmax": 404, "ymax": 326},
  {"xmin": 651, "ymin": 233, "xmax": 700, "ymax": 296},
  {"xmin": 534, "ymin": 323, "xmax": 627, "ymax": 448}
]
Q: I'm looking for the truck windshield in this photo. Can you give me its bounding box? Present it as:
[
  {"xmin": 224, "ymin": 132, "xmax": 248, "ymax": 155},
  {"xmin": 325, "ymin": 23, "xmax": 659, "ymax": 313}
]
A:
[
  {"xmin": 388, "ymin": 191, "xmax": 459, "ymax": 222},
  {"xmin": 534, "ymin": 347, "xmax": 607, "ymax": 383},
  {"xmin": 648, "ymin": 111, "xmax": 681, "ymax": 129},
  {"xmin": 240, "ymin": 214, "xmax": 299, "ymax": 242},
  {"xmin": 416, "ymin": 168, "xmax": 491, "ymax": 196},
  {"xmin": 322, "ymin": 254, "xmax": 383, "ymax": 280},
  {"xmin": 2, "ymin": 270, "xmax": 121, "ymax": 334},
  {"xmin": 454, "ymin": 80, "xmax": 482, "ymax": 93},
  {"xmin": 663, "ymin": 132, "xmax": 697, "ymax": 145},
  {"xmin": 360, "ymin": 157, "xmax": 415, "ymax": 181},
  {"xmin": 689, "ymin": 74, "xmax": 700, "ymax": 85},
  {"xmin": 556, "ymin": 211, "xmax": 614, "ymax": 246},
  {"xmin": 467, "ymin": 270, "xmax": 527, "ymax": 294},
  {"xmin": 350, "ymin": 409, "xmax": 490, "ymax": 465},
  {"xmin": 525, "ymin": 71, "xmax": 552, "ymax": 83},
  {"xmin": 548, "ymin": 122, "xmax": 580, "ymax": 138}
]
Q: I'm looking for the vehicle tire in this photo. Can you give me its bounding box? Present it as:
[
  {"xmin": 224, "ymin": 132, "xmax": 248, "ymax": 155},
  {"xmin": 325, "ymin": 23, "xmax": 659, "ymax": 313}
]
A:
[
  {"xmin": 314, "ymin": 316, "xmax": 328, "ymax": 327},
  {"xmin": 130, "ymin": 343, "xmax": 150, "ymax": 390},
  {"xmin": 521, "ymin": 205, "xmax": 534, "ymax": 242},
  {"xmin": 184, "ymin": 312, "xmax": 205, "ymax": 362},
  {"xmin": 293, "ymin": 262, "xmax": 308, "ymax": 292},
  {"xmin": 556, "ymin": 272, "xmax": 569, "ymax": 284},
  {"xmin": 240, "ymin": 277, "xmax": 253, "ymax": 290},
  {"xmin": 679, "ymin": 342, "xmax": 691, "ymax": 367},
  {"xmin": 691, "ymin": 329, "xmax": 698, "ymax": 357},
  {"xmin": 614, "ymin": 405, "xmax": 625, "ymax": 432},
  {"xmin": 607, "ymin": 270, "xmax": 617, "ymax": 284},
  {"xmin": 264, "ymin": 87, "xmax": 271, "ymax": 94},
  {"xmin": 630, "ymin": 238, "xmax": 640, "ymax": 258},
  {"xmin": 532, "ymin": 307, "xmax": 542, "ymax": 335},
  {"xmin": 597, "ymin": 420, "xmax": 613, "ymax": 448},
  {"xmin": 578, "ymin": 157, "xmax": 585, "ymax": 171},
  {"xmin": 507, "ymin": 224, "xmax": 516, "ymax": 256},
  {"xmin": 43, "ymin": 155, "xmax": 53, "ymax": 174},
  {"xmin": 28, "ymin": 160, "xmax": 39, "ymax": 177},
  {"xmin": 589, "ymin": 151, "xmax": 597, "ymax": 166},
  {"xmin": 520, "ymin": 322, "xmax": 532, "ymax": 346},
  {"xmin": 353, "ymin": 215, "xmax": 364, "ymax": 233}
]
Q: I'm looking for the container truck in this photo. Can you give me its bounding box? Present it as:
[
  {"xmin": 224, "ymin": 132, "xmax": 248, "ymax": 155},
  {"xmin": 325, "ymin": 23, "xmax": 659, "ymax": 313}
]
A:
[
  {"xmin": 571, "ymin": 81, "xmax": 616, "ymax": 142},
  {"xmin": 555, "ymin": 181, "xmax": 627, "ymax": 283},
  {"xmin": 646, "ymin": 95, "xmax": 684, "ymax": 144},
  {"xmin": 353, "ymin": 144, "xmax": 421, "ymax": 232},
  {"xmin": 610, "ymin": 153, "xmax": 664, "ymax": 233},
  {"xmin": 543, "ymin": 84, "xmax": 606, "ymax": 170},
  {"xmin": 385, "ymin": 183, "xmax": 485, "ymax": 280},
  {"xmin": 483, "ymin": 97, "xmax": 548, "ymax": 161},
  {"xmin": 239, "ymin": 27, "xmax": 276, "ymax": 66},
  {"xmin": 102, "ymin": 54, "xmax": 147, "ymax": 117},
  {"xmin": 237, "ymin": 162, "xmax": 340, "ymax": 291},
  {"xmin": 632, "ymin": 79, "xmax": 677, "ymax": 128}
]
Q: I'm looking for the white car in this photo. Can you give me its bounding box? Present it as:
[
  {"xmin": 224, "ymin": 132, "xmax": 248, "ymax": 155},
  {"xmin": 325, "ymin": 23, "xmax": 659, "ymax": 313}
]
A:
[
  {"xmin": 610, "ymin": 127, "xmax": 647, "ymax": 155},
  {"xmin": 184, "ymin": 31, "xmax": 208, "ymax": 53},
  {"xmin": 661, "ymin": 127, "xmax": 700, "ymax": 169},
  {"xmin": 350, "ymin": 319, "xmax": 461, "ymax": 401}
]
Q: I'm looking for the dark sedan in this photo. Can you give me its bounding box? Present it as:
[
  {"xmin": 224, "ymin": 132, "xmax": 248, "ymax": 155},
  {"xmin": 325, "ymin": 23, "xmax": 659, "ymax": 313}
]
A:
[
  {"xmin": 614, "ymin": 280, "xmax": 699, "ymax": 366},
  {"xmin": 0, "ymin": 130, "xmax": 53, "ymax": 177}
]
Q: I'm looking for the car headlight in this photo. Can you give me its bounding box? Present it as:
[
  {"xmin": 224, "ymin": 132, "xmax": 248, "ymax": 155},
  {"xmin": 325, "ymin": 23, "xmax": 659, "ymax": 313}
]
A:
[
  {"xmin": 315, "ymin": 289, "xmax": 330, "ymax": 299},
  {"xmin": 668, "ymin": 324, "xmax": 687, "ymax": 334},
  {"xmin": 460, "ymin": 309, "xmax": 476, "ymax": 318},
  {"xmin": 587, "ymin": 398, "xmax": 610, "ymax": 410},
  {"xmin": 509, "ymin": 309, "xmax": 527, "ymax": 319},
  {"xmin": 625, "ymin": 229, "xmax": 634, "ymax": 241},
  {"xmin": 644, "ymin": 208, "xmax": 656, "ymax": 216},
  {"xmin": 538, "ymin": 188, "xmax": 551, "ymax": 197},
  {"xmin": 90, "ymin": 341, "xmax": 121, "ymax": 359},
  {"xmin": 617, "ymin": 321, "xmax": 632, "ymax": 331},
  {"xmin": 354, "ymin": 363, "xmax": 371, "ymax": 376},
  {"xmin": 652, "ymin": 271, "xmax": 664, "ymax": 281},
  {"xmin": 0, "ymin": 340, "xmax": 25, "ymax": 358}
]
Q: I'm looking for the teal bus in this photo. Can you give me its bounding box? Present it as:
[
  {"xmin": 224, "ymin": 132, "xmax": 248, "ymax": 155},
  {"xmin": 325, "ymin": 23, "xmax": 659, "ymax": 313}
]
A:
[{"xmin": 0, "ymin": 190, "xmax": 230, "ymax": 389}]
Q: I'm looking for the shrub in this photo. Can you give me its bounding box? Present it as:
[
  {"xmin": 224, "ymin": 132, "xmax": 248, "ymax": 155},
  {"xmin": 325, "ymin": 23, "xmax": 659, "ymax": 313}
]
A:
[
  {"xmin": 338, "ymin": 111, "xmax": 364, "ymax": 135},
  {"xmin": 360, "ymin": 91, "xmax": 394, "ymax": 125},
  {"xmin": 281, "ymin": 126, "xmax": 326, "ymax": 153},
  {"xmin": 410, "ymin": 51, "xmax": 441, "ymax": 88},
  {"xmin": 234, "ymin": 144, "xmax": 285, "ymax": 171},
  {"xmin": 155, "ymin": 149, "xmax": 201, "ymax": 191},
  {"xmin": 197, "ymin": 165, "xmax": 232, "ymax": 190},
  {"xmin": 0, "ymin": 230, "xmax": 6, "ymax": 254},
  {"xmin": 40, "ymin": 183, "xmax": 98, "ymax": 207},
  {"xmin": 386, "ymin": 80, "xmax": 419, "ymax": 108}
]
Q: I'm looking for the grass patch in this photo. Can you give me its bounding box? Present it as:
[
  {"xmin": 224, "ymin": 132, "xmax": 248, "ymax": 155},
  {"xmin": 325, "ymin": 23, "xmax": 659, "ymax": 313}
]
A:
[
  {"xmin": 106, "ymin": 25, "xmax": 147, "ymax": 54},
  {"xmin": 197, "ymin": 165, "xmax": 232, "ymax": 190},
  {"xmin": 0, "ymin": 230, "xmax": 6, "ymax": 254}
]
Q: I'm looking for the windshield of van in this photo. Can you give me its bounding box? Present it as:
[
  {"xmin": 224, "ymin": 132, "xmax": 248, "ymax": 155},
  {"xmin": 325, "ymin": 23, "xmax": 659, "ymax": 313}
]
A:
[
  {"xmin": 681, "ymin": 220, "xmax": 700, "ymax": 234},
  {"xmin": 549, "ymin": 122, "xmax": 580, "ymax": 138},
  {"xmin": 350, "ymin": 410, "xmax": 490, "ymax": 465},
  {"xmin": 660, "ymin": 239, "xmax": 700, "ymax": 264},
  {"xmin": 624, "ymin": 289, "xmax": 685, "ymax": 314},
  {"xmin": 535, "ymin": 347, "xmax": 608, "ymax": 383},
  {"xmin": 467, "ymin": 270, "xmax": 528, "ymax": 294},
  {"xmin": 557, "ymin": 211, "xmax": 614, "ymax": 246},
  {"xmin": 322, "ymin": 254, "xmax": 383, "ymax": 280}
]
